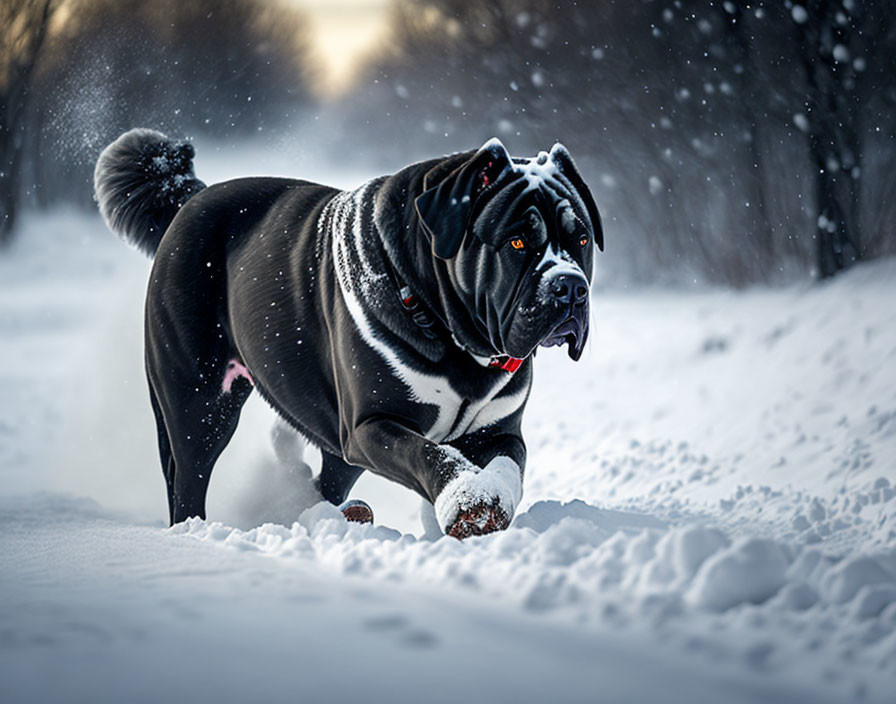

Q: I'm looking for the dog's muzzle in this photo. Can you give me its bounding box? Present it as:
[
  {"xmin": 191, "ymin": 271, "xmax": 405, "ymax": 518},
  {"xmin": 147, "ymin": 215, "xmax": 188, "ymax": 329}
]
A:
[{"xmin": 540, "ymin": 274, "xmax": 589, "ymax": 360}]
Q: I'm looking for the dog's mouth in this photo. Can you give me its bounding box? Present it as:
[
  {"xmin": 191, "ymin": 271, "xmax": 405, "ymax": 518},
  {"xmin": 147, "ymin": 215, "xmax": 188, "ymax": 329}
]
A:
[{"xmin": 540, "ymin": 316, "xmax": 587, "ymax": 361}]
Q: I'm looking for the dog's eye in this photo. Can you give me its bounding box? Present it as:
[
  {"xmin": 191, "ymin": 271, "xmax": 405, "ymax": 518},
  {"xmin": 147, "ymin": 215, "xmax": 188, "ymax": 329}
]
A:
[
  {"xmin": 579, "ymin": 236, "xmax": 589, "ymax": 247},
  {"xmin": 510, "ymin": 238, "xmax": 526, "ymax": 250}
]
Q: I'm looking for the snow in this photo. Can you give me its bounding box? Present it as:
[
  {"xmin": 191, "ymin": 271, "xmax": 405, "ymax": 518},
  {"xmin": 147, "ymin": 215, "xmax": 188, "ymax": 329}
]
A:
[
  {"xmin": 2, "ymin": 175, "xmax": 896, "ymax": 702},
  {"xmin": 792, "ymin": 6, "xmax": 809, "ymax": 24},
  {"xmin": 833, "ymin": 44, "xmax": 850, "ymax": 63},
  {"xmin": 686, "ymin": 537, "xmax": 789, "ymax": 611}
]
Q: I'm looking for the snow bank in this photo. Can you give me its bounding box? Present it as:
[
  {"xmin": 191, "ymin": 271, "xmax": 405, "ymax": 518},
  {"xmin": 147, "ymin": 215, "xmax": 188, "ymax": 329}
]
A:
[
  {"xmin": 174, "ymin": 498, "xmax": 896, "ymax": 684},
  {"xmin": 686, "ymin": 537, "xmax": 789, "ymax": 611}
]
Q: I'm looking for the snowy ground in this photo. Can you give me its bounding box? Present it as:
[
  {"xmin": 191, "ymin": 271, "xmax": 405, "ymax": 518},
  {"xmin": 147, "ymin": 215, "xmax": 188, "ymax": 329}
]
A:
[{"xmin": 2, "ymin": 169, "xmax": 895, "ymax": 702}]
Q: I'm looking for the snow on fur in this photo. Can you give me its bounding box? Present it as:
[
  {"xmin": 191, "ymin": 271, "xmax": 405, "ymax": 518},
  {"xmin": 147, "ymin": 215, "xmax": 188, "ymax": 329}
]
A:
[{"xmin": 94, "ymin": 128, "xmax": 206, "ymax": 256}]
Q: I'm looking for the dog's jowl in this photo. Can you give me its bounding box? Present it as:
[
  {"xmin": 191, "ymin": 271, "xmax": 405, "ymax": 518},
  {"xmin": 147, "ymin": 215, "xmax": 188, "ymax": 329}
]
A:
[{"xmin": 94, "ymin": 130, "xmax": 603, "ymax": 538}]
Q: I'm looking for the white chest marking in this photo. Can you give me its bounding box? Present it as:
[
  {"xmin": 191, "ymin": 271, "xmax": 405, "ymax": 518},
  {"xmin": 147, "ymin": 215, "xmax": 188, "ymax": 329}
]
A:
[{"xmin": 463, "ymin": 379, "xmax": 529, "ymax": 436}]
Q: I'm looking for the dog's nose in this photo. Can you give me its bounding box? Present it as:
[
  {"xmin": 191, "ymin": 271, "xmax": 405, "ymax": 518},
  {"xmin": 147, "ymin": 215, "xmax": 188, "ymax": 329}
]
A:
[{"xmin": 550, "ymin": 275, "xmax": 588, "ymax": 306}]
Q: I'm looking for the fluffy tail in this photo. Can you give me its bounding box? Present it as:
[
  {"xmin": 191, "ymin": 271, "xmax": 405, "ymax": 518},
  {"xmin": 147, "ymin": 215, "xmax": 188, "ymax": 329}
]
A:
[{"xmin": 94, "ymin": 128, "xmax": 206, "ymax": 257}]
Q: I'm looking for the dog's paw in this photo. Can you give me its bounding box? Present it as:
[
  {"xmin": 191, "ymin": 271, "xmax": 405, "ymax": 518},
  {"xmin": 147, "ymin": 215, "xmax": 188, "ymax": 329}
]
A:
[
  {"xmin": 446, "ymin": 499, "xmax": 510, "ymax": 540},
  {"xmin": 339, "ymin": 499, "xmax": 374, "ymax": 524},
  {"xmin": 434, "ymin": 455, "xmax": 522, "ymax": 537}
]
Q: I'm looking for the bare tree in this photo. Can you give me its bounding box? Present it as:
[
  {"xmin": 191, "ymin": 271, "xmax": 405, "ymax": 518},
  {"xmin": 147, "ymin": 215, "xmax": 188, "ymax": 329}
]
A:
[
  {"xmin": 0, "ymin": 0, "xmax": 59, "ymax": 245},
  {"xmin": 717, "ymin": 2, "xmax": 775, "ymax": 264},
  {"xmin": 351, "ymin": 0, "xmax": 795, "ymax": 283},
  {"xmin": 791, "ymin": 0, "xmax": 896, "ymax": 278},
  {"xmin": 341, "ymin": 0, "xmax": 896, "ymax": 284},
  {"xmin": 24, "ymin": 0, "xmax": 315, "ymax": 210}
]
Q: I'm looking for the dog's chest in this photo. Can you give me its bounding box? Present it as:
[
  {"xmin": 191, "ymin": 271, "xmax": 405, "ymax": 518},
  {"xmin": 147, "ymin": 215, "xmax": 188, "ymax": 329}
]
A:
[
  {"xmin": 402, "ymin": 365, "xmax": 522, "ymax": 442},
  {"xmin": 327, "ymin": 185, "xmax": 527, "ymax": 442}
]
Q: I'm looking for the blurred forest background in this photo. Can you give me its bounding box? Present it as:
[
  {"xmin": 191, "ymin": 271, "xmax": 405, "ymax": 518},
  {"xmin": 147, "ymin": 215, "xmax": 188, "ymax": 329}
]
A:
[{"xmin": 2, "ymin": 0, "xmax": 894, "ymax": 284}]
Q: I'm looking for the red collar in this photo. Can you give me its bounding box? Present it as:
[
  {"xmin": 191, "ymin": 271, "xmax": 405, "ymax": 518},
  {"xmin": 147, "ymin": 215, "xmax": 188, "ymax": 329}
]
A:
[{"xmin": 488, "ymin": 355, "xmax": 524, "ymax": 373}]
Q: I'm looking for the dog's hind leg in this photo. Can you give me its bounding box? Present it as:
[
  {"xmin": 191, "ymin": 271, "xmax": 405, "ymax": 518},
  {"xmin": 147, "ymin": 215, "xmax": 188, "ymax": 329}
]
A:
[
  {"xmin": 148, "ymin": 382, "xmax": 176, "ymax": 522},
  {"xmin": 147, "ymin": 357, "xmax": 253, "ymax": 525},
  {"xmin": 145, "ymin": 277, "xmax": 255, "ymax": 524},
  {"xmin": 317, "ymin": 451, "xmax": 365, "ymax": 506}
]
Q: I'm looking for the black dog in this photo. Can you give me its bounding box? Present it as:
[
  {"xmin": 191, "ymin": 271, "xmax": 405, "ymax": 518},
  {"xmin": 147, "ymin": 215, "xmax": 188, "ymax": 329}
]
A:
[{"xmin": 94, "ymin": 129, "xmax": 603, "ymax": 538}]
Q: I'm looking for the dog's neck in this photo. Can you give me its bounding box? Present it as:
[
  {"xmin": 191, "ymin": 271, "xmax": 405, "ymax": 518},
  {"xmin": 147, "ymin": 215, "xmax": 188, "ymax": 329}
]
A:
[{"xmin": 373, "ymin": 157, "xmax": 503, "ymax": 362}]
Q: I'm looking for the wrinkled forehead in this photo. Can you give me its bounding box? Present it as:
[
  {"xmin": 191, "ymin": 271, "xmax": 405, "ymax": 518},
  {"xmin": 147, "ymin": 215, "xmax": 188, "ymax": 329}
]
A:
[{"xmin": 473, "ymin": 153, "xmax": 592, "ymax": 247}]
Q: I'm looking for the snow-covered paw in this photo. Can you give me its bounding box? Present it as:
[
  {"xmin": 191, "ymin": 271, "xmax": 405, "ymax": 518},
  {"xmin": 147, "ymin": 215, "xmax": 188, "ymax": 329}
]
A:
[
  {"xmin": 446, "ymin": 499, "xmax": 510, "ymax": 540},
  {"xmin": 434, "ymin": 456, "xmax": 522, "ymax": 539}
]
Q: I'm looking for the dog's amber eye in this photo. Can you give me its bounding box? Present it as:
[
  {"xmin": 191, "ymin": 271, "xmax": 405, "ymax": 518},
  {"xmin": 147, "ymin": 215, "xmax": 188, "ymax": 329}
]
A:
[
  {"xmin": 510, "ymin": 238, "xmax": 526, "ymax": 250},
  {"xmin": 579, "ymin": 236, "xmax": 589, "ymax": 247}
]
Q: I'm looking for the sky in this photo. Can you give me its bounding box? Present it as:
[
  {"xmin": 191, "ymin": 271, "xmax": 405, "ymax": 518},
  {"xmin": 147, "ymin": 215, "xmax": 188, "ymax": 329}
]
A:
[{"xmin": 289, "ymin": 0, "xmax": 391, "ymax": 96}]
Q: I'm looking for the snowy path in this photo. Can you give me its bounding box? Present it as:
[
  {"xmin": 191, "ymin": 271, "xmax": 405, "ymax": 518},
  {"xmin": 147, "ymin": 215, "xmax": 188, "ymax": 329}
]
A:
[
  {"xmin": 2, "ymin": 495, "xmax": 837, "ymax": 704},
  {"xmin": 1, "ymin": 211, "xmax": 895, "ymax": 703}
]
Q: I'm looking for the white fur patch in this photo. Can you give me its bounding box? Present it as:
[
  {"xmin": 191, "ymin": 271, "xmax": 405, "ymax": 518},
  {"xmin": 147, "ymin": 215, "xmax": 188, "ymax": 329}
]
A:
[
  {"xmin": 536, "ymin": 242, "xmax": 584, "ymax": 278},
  {"xmin": 465, "ymin": 381, "xmax": 528, "ymax": 435},
  {"xmin": 434, "ymin": 455, "xmax": 523, "ymax": 533}
]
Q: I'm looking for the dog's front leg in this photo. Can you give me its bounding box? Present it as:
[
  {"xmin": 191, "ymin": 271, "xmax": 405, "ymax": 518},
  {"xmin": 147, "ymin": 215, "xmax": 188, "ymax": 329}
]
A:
[{"xmin": 344, "ymin": 418, "xmax": 525, "ymax": 538}]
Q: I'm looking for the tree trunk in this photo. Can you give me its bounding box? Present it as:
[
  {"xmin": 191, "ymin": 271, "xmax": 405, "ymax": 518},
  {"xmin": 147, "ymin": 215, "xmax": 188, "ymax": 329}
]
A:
[
  {"xmin": 809, "ymin": 131, "xmax": 856, "ymax": 278},
  {"xmin": 794, "ymin": 0, "xmax": 862, "ymax": 279},
  {"xmin": 0, "ymin": 0, "xmax": 56, "ymax": 247},
  {"xmin": 0, "ymin": 127, "xmax": 22, "ymax": 246},
  {"xmin": 724, "ymin": 4, "xmax": 775, "ymax": 277}
]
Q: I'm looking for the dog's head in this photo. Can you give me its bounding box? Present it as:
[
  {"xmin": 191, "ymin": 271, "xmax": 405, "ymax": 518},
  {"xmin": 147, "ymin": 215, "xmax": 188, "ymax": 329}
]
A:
[{"xmin": 416, "ymin": 138, "xmax": 603, "ymax": 361}]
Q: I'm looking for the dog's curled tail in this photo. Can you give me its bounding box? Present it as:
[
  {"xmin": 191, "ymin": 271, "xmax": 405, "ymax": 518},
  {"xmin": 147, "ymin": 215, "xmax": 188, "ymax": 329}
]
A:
[{"xmin": 94, "ymin": 128, "xmax": 206, "ymax": 257}]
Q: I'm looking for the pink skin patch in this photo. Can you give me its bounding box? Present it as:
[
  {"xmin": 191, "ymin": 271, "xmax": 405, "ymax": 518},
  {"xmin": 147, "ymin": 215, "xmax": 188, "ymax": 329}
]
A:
[{"xmin": 221, "ymin": 360, "xmax": 254, "ymax": 394}]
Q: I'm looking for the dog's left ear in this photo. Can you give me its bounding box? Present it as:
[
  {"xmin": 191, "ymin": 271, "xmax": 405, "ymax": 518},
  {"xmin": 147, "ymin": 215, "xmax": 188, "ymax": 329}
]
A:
[
  {"xmin": 549, "ymin": 143, "xmax": 604, "ymax": 252},
  {"xmin": 415, "ymin": 138, "xmax": 511, "ymax": 259}
]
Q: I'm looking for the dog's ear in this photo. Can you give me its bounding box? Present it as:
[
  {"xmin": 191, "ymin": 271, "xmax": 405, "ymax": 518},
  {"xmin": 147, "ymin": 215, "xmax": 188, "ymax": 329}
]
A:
[
  {"xmin": 549, "ymin": 143, "xmax": 604, "ymax": 252},
  {"xmin": 415, "ymin": 138, "xmax": 511, "ymax": 259}
]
